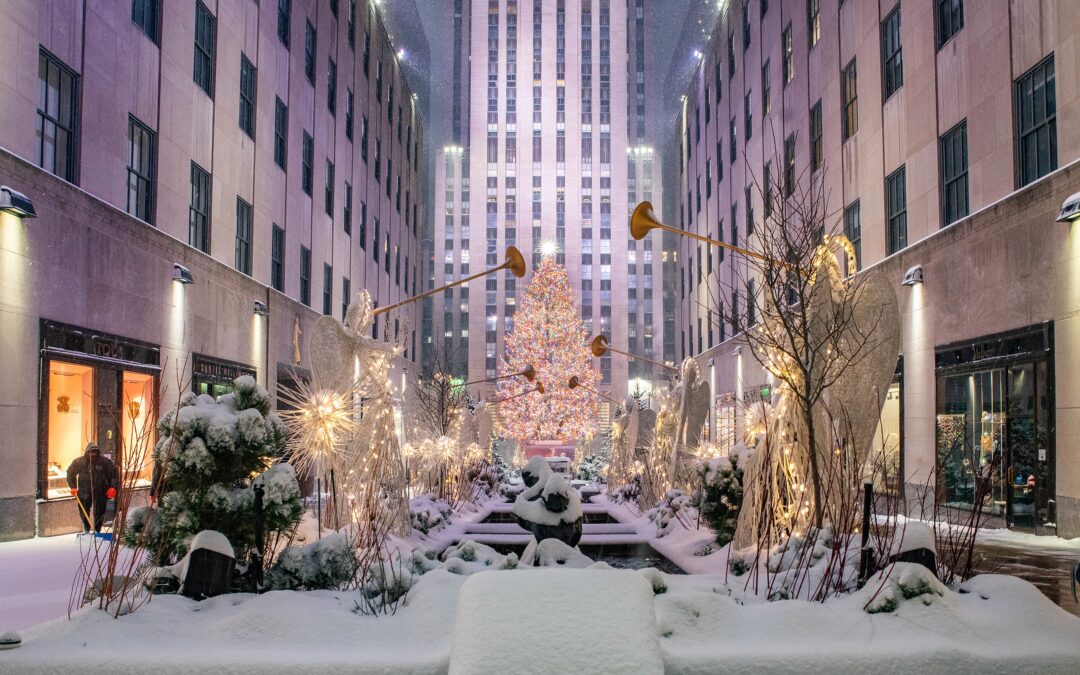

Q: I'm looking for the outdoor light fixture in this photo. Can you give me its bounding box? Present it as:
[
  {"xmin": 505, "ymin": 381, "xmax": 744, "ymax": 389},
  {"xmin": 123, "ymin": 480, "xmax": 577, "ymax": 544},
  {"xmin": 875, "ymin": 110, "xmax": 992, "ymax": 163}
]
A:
[
  {"xmin": 901, "ymin": 265, "xmax": 924, "ymax": 287},
  {"xmin": 254, "ymin": 301, "xmax": 270, "ymax": 316},
  {"xmin": 172, "ymin": 263, "xmax": 194, "ymax": 284},
  {"xmin": 0, "ymin": 185, "xmax": 36, "ymax": 218},
  {"xmin": 1056, "ymin": 192, "xmax": 1080, "ymax": 223}
]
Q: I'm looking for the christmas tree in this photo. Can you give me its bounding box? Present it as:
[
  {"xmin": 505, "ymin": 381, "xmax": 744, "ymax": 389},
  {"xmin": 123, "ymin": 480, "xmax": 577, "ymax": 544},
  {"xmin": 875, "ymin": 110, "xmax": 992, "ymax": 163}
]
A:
[{"xmin": 496, "ymin": 256, "xmax": 601, "ymax": 441}]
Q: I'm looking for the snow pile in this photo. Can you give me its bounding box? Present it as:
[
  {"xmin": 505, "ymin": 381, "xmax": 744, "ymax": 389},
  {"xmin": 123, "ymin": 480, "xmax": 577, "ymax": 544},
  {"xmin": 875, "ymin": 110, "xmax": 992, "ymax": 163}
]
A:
[
  {"xmin": 266, "ymin": 533, "xmax": 358, "ymax": 591},
  {"xmin": 889, "ymin": 521, "xmax": 937, "ymax": 558},
  {"xmin": 448, "ymin": 569, "xmax": 664, "ymax": 674},
  {"xmin": 646, "ymin": 489, "xmax": 697, "ymax": 538},
  {"xmin": 857, "ymin": 562, "xmax": 947, "ymax": 614},
  {"xmin": 409, "ymin": 494, "xmax": 454, "ymax": 534},
  {"xmin": 521, "ymin": 538, "xmax": 594, "ymax": 568},
  {"xmin": 438, "ymin": 540, "xmax": 519, "ymax": 575}
]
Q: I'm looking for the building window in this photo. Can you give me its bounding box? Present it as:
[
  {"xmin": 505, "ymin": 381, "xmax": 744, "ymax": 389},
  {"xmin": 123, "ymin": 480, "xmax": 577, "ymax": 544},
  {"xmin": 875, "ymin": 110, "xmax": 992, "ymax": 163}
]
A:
[
  {"xmin": 277, "ymin": 0, "xmax": 291, "ymax": 47},
  {"xmin": 761, "ymin": 60, "xmax": 771, "ymax": 115},
  {"xmin": 363, "ymin": 30, "xmax": 371, "ymax": 75},
  {"xmin": 744, "ymin": 92, "xmax": 752, "ymax": 140},
  {"xmin": 745, "ymin": 186, "xmax": 754, "ymax": 235},
  {"xmin": 1016, "ymin": 56, "xmax": 1057, "ymax": 187},
  {"xmin": 809, "ymin": 100, "xmax": 822, "ymax": 171},
  {"xmin": 344, "ymin": 182, "xmax": 352, "ymax": 234},
  {"xmin": 126, "ymin": 116, "xmax": 155, "ymax": 223},
  {"xmin": 327, "ymin": 57, "xmax": 337, "ymax": 113},
  {"xmin": 36, "ymin": 50, "xmax": 79, "ymax": 183},
  {"xmin": 936, "ymin": 0, "xmax": 963, "ymax": 48},
  {"xmin": 325, "ymin": 160, "xmax": 334, "ymax": 216},
  {"xmin": 341, "ymin": 277, "xmax": 350, "ymax": 320},
  {"xmin": 375, "ymin": 139, "xmax": 381, "ymax": 180},
  {"xmin": 881, "ymin": 6, "xmax": 903, "ymax": 100},
  {"xmin": 348, "ymin": 0, "xmax": 356, "ymax": 49},
  {"xmin": 747, "ymin": 279, "xmax": 756, "ymax": 326},
  {"xmin": 842, "ymin": 59, "xmax": 858, "ymax": 140},
  {"xmin": 274, "ymin": 98, "xmax": 288, "ymax": 169},
  {"xmin": 784, "ymin": 134, "xmax": 795, "ymax": 197},
  {"xmin": 235, "ymin": 198, "xmax": 253, "ymax": 275},
  {"xmin": 940, "ymin": 121, "xmax": 969, "ymax": 226},
  {"xmin": 239, "ymin": 55, "xmax": 256, "ymax": 138},
  {"xmin": 727, "ymin": 31, "xmax": 735, "ymax": 78},
  {"xmin": 729, "ymin": 117, "xmax": 737, "ymax": 164},
  {"xmin": 193, "ymin": 2, "xmax": 216, "ymax": 96},
  {"xmin": 304, "ymin": 20, "xmax": 316, "ymax": 84},
  {"xmin": 361, "ymin": 115, "xmax": 369, "ymax": 161},
  {"xmin": 189, "ymin": 162, "xmax": 210, "ymax": 253},
  {"xmin": 763, "ymin": 162, "xmax": 773, "ymax": 218},
  {"xmin": 271, "ymin": 225, "xmax": 284, "ymax": 292},
  {"xmin": 373, "ymin": 218, "xmax": 380, "ymax": 264},
  {"xmin": 807, "ymin": 0, "xmax": 820, "ymax": 48},
  {"xmin": 741, "ymin": 0, "xmax": 751, "ymax": 50},
  {"xmin": 886, "ymin": 166, "xmax": 907, "ymax": 255},
  {"xmin": 301, "ymin": 132, "xmax": 313, "ymax": 195},
  {"xmin": 131, "ymin": 0, "xmax": 159, "ymax": 43},
  {"xmin": 345, "ymin": 89, "xmax": 354, "ymax": 140},
  {"xmin": 323, "ymin": 263, "xmax": 333, "ymax": 315},
  {"xmin": 359, "ymin": 200, "xmax": 367, "ymax": 250},
  {"xmin": 844, "ymin": 200, "xmax": 861, "ymax": 270},
  {"xmin": 782, "ymin": 24, "xmax": 793, "ymax": 85},
  {"xmin": 300, "ymin": 246, "xmax": 311, "ymax": 306}
]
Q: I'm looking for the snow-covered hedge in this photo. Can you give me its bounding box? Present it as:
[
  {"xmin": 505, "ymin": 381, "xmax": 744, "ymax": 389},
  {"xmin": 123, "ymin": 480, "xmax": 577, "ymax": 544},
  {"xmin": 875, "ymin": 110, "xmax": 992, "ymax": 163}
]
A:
[{"xmin": 266, "ymin": 533, "xmax": 358, "ymax": 591}]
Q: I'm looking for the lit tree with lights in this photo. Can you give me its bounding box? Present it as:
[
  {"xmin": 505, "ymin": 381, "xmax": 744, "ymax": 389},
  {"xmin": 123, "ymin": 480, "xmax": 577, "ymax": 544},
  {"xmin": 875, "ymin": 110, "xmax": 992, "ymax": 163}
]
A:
[{"xmin": 496, "ymin": 256, "xmax": 601, "ymax": 441}]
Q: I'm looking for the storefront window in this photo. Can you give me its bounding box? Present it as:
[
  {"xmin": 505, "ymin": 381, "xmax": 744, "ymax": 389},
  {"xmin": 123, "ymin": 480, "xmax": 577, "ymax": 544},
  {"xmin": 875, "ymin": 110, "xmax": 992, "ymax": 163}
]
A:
[
  {"xmin": 46, "ymin": 362, "xmax": 94, "ymax": 499},
  {"xmin": 716, "ymin": 393, "xmax": 737, "ymax": 454},
  {"xmin": 121, "ymin": 371, "xmax": 156, "ymax": 488},
  {"xmin": 192, "ymin": 354, "xmax": 256, "ymax": 399}
]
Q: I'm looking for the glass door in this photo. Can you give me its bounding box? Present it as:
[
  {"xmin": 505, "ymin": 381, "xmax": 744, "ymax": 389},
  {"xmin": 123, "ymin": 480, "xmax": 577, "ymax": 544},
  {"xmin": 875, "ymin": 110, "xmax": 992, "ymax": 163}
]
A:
[
  {"xmin": 1006, "ymin": 362, "xmax": 1053, "ymax": 532},
  {"xmin": 937, "ymin": 369, "xmax": 1006, "ymax": 515}
]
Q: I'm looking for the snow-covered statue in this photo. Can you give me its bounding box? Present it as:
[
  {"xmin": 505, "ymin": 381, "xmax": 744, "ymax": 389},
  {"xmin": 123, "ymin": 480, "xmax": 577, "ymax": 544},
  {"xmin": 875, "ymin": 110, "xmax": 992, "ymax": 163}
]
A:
[
  {"xmin": 649, "ymin": 358, "xmax": 711, "ymax": 496},
  {"xmin": 459, "ymin": 401, "xmax": 494, "ymax": 449},
  {"xmin": 608, "ymin": 396, "xmax": 640, "ymax": 491},
  {"xmin": 512, "ymin": 456, "xmax": 583, "ymax": 550},
  {"xmin": 308, "ymin": 290, "xmax": 410, "ymax": 535},
  {"xmin": 673, "ymin": 357, "xmax": 711, "ymax": 459}
]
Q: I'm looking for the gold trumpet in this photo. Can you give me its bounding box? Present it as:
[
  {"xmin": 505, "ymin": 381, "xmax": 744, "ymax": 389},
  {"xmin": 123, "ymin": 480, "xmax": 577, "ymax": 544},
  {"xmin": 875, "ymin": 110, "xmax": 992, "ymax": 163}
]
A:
[
  {"xmin": 374, "ymin": 246, "xmax": 526, "ymax": 316},
  {"xmin": 464, "ymin": 365, "xmax": 536, "ymax": 387},
  {"xmin": 489, "ymin": 381, "xmax": 545, "ymax": 404},
  {"xmin": 590, "ymin": 335, "xmax": 678, "ymax": 373},
  {"xmin": 631, "ymin": 201, "xmax": 785, "ymax": 267},
  {"xmin": 568, "ymin": 375, "xmax": 618, "ymax": 404}
]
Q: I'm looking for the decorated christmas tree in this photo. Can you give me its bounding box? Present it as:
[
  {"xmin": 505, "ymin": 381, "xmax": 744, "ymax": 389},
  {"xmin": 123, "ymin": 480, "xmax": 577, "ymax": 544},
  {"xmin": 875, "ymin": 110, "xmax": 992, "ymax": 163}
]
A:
[{"xmin": 496, "ymin": 256, "xmax": 601, "ymax": 441}]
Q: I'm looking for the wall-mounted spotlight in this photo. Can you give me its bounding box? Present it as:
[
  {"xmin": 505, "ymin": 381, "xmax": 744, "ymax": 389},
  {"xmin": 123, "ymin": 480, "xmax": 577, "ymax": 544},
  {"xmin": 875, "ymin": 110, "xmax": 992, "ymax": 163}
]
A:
[
  {"xmin": 1056, "ymin": 191, "xmax": 1080, "ymax": 223},
  {"xmin": 0, "ymin": 185, "xmax": 36, "ymax": 218},
  {"xmin": 254, "ymin": 301, "xmax": 270, "ymax": 316},
  {"xmin": 901, "ymin": 265, "xmax": 924, "ymax": 287},
  {"xmin": 172, "ymin": 263, "xmax": 194, "ymax": 284}
]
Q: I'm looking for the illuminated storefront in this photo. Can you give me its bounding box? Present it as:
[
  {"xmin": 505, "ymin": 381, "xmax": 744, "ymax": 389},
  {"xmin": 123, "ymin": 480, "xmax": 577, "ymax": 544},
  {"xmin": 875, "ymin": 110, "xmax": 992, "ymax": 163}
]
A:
[
  {"xmin": 192, "ymin": 353, "xmax": 256, "ymax": 399},
  {"xmin": 935, "ymin": 324, "xmax": 1055, "ymax": 534},
  {"xmin": 38, "ymin": 320, "xmax": 159, "ymax": 500}
]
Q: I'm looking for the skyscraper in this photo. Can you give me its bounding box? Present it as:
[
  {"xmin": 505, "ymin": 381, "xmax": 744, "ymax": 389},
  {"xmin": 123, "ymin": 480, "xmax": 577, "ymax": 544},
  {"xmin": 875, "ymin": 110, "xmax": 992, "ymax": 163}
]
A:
[{"xmin": 434, "ymin": 0, "xmax": 665, "ymax": 420}]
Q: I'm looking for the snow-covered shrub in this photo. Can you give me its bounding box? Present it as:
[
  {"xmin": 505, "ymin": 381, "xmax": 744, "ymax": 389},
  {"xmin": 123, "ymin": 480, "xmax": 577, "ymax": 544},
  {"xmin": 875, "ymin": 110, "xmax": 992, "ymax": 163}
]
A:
[
  {"xmin": 576, "ymin": 454, "xmax": 607, "ymax": 482},
  {"xmin": 123, "ymin": 377, "xmax": 299, "ymax": 570},
  {"xmin": 355, "ymin": 560, "xmax": 415, "ymax": 614},
  {"xmin": 638, "ymin": 567, "xmax": 668, "ymax": 595},
  {"xmin": 440, "ymin": 540, "xmax": 519, "ymax": 574},
  {"xmin": 863, "ymin": 563, "xmax": 947, "ymax": 614},
  {"xmin": 409, "ymin": 494, "xmax": 454, "ymax": 534},
  {"xmin": 698, "ymin": 454, "xmax": 744, "ymax": 546},
  {"xmin": 609, "ymin": 477, "xmax": 641, "ymax": 505},
  {"xmin": 406, "ymin": 544, "xmax": 443, "ymax": 576},
  {"xmin": 646, "ymin": 489, "xmax": 697, "ymax": 538},
  {"xmin": 266, "ymin": 533, "xmax": 358, "ymax": 591}
]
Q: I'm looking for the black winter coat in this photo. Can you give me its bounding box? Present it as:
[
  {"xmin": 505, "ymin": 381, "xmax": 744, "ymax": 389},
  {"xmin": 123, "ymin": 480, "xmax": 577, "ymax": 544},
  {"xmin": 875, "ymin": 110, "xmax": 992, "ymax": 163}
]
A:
[{"xmin": 66, "ymin": 453, "xmax": 119, "ymax": 502}]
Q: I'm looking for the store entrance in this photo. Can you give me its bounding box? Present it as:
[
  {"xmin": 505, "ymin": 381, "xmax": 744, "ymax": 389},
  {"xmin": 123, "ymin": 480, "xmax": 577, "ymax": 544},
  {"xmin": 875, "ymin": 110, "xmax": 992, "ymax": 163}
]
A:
[{"xmin": 936, "ymin": 359, "xmax": 1053, "ymax": 533}]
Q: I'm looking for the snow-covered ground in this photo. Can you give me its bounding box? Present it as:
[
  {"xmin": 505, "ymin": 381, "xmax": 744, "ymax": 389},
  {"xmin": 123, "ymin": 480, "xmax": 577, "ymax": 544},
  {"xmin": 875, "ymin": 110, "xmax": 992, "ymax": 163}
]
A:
[{"xmin": 2, "ymin": 497, "xmax": 1079, "ymax": 673}]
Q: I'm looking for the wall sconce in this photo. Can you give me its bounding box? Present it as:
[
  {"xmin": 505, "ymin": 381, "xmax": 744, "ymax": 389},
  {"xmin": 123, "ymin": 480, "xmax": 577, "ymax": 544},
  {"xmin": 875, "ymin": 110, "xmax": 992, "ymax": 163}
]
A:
[
  {"xmin": 1056, "ymin": 192, "xmax": 1080, "ymax": 223},
  {"xmin": 172, "ymin": 263, "xmax": 194, "ymax": 284},
  {"xmin": 901, "ymin": 265, "xmax": 924, "ymax": 287},
  {"xmin": 0, "ymin": 185, "xmax": 36, "ymax": 218},
  {"xmin": 254, "ymin": 301, "xmax": 270, "ymax": 316}
]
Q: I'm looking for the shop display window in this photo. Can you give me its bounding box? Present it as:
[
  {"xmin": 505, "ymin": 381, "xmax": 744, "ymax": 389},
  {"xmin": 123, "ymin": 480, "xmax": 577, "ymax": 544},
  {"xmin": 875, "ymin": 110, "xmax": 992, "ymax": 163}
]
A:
[
  {"xmin": 121, "ymin": 371, "xmax": 156, "ymax": 488},
  {"xmin": 46, "ymin": 362, "xmax": 94, "ymax": 499}
]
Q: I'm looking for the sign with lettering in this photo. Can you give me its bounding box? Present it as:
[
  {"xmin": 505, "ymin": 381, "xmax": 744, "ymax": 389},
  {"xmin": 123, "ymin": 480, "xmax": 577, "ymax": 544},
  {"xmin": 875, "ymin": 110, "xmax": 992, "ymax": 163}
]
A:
[{"xmin": 40, "ymin": 319, "xmax": 160, "ymax": 367}]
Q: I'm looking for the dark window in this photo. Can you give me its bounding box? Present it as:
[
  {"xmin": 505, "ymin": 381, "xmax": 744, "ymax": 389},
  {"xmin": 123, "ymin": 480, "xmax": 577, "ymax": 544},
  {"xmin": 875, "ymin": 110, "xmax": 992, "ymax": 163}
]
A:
[
  {"xmin": 782, "ymin": 24, "xmax": 793, "ymax": 85},
  {"xmin": 271, "ymin": 225, "xmax": 284, "ymax": 292},
  {"xmin": 810, "ymin": 101, "xmax": 822, "ymax": 171},
  {"xmin": 844, "ymin": 200, "xmax": 861, "ymax": 270},
  {"xmin": 235, "ymin": 198, "xmax": 253, "ymax": 275},
  {"xmin": 360, "ymin": 115, "xmax": 369, "ymax": 161},
  {"xmin": 747, "ymin": 279, "xmax": 756, "ymax": 326},
  {"xmin": 359, "ymin": 200, "xmax": 367, "ymax": 250},
  {"xmin": 329, "ymin": 0, "xmax": 338, "ymax": 17},
  {"xmin": 729, "ymin": 117, "xmax": 737, "ymax": 163},
  {"xmin": 193, "ymin": 2, "xmax": 216, "ymax": 96},
  {"xmin": 189, "ymin": 162, "xmax": 210, "ymax": 253},
  {"xmin": 373, "ymin": 219, "xmax": 380, "ymax": 263},
  {"xmin": 842, "ymin": 59, "xmax": 858, "ymax": 140},
  {"xmin": 940, "ymin": 121, "xmax": 969, "ymax": 225},
  {"xmin": 807, "ymin": 0, "xmax": 820, "ymax": 47},
  {"xmin": 761, "ymin": 61, "xmax": 771, "ymax": 115},
  {"xmin": 327, "ymin": 58, "xmax": 337, "ymax": 113},
  {"xmin": 322, "ymin": 264, "xmax": 333, "ymax": 315},
  {"xmin": 277, "ymin": 0, "xmax": 291, "ymax": 47},
  {"xmin": 347, "ymin": 0, "xmax": 356, "ymax": 49},
  {"xmin": 763, "ymin": 162, "xmax": 773, "ymax": 218},
  {"xmin": 936, "ymin": 0, "xmax": 963, "ymax": 48},
  {"xmin": 342, "ymin": 277, "xmax": 350, "ymax": 320},
  {"xmin": 345, "ymin": 89, "xmax": 354, "ymax": 140},
  {"xmin": 301, "ymin": 132, "xmax": 313, "ymax": 195},
  {"xmin": 744, "ymin": 92, "xmax": 752, "ymax": 140},
  {"xmin": 363, "ymin": 30, "xmax": 371, "ymax": 75},
  {"xmin": 343, "ymin": 182, "xmax": 352, "ymax": 234},
  {"xmin": 376, "ymin": 59, "xmax": 382, "ymax": 102},
  {"xmin": 375, "ymin": 139, "xmax": 381, "ymax": 180},
  {"xmin": 239, "ymin": 55, "xmax": 256, "ymax": 138},
  {"xmin": 784, "ymin": 134, "xmax": 796, "ymax": 197},
  {"xmin": 131, "ymin": 0, "xmax": 159, "ymax": 43},
  {"xmin": 300, "ymin": 246, "xmax": 311, "ymax": 306},
  {"xmin": 745, "ymin": 186, "xmax": 754, "ymax": 235},
  {"xmin": 325, "ymin": 160, "xmax": 334, "ymax": 216},
  {"xmin": 886, "ymin": 166, "xmax": 907, "ymax": 255},
  {"xmin": 741, "ymin": 0, "xmax": 750, "ymax": 50},
  {"xmin": 304, "ymin": 20, "xmax": 316, "ymax": 84},
  {"xmin": 1016, "ymin": 56, "xmax": 1057, "ymax": 187},
  {"xmin": 274, "ymin": 98, "xmax": 288, "ymax": 169},
  {"xmin": 36, "ymin": 50, "xmax": 79, "ymax": 183},
  {"xmin": 881, "ymin": 7, "xmax": 903, "ymax": 100},
  {"xmin": 126, "ymin": 116, "xmax": 155, "ymax": 223},
  {"xmin": 384, "ymin": 234, "xmax": 391, "ymax": 274}
]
